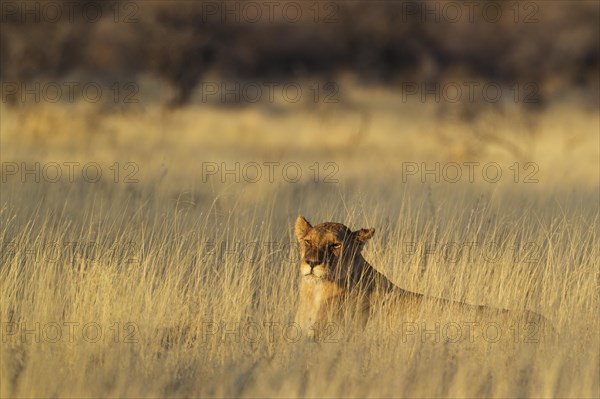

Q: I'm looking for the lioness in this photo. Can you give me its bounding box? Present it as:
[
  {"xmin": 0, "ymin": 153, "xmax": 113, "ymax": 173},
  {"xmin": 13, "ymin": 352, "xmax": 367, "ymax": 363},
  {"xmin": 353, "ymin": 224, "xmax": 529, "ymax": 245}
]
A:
[{"xmin": 293, "ymin": 215, "xmax": 549, "ymax": 342}]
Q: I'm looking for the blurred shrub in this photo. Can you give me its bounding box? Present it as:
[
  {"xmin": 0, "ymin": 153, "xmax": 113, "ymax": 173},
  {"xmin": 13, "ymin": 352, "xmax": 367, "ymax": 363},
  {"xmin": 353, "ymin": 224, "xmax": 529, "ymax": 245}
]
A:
[{"xmin": 1, "ymin": 0, "xmax": 598, "ymax": 106}]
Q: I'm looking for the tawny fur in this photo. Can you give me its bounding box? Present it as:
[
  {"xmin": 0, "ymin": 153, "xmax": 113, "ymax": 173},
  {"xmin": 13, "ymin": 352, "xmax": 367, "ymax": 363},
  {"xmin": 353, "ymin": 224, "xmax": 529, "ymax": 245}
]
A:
[{"xmin": 293, "ymin": 215, "xmax": 549, "ymax": 341}]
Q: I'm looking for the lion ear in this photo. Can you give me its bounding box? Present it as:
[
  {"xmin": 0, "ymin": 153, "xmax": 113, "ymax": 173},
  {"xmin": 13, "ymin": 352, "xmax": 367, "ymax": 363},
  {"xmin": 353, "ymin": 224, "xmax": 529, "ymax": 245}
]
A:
[
  {"xmin": 354, "ymin": 228, "xmax": 375, "ymax": 244},
  {"xmin": 295, "ymin": 215, "xmax": 312, "ymax": 240}
]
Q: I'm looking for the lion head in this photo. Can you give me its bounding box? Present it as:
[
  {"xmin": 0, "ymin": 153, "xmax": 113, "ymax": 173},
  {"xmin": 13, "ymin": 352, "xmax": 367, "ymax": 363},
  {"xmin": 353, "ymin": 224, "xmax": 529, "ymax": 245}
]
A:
[{"xmin": 294, "ymin": 215, "xmax": 375, "ymax": 284}]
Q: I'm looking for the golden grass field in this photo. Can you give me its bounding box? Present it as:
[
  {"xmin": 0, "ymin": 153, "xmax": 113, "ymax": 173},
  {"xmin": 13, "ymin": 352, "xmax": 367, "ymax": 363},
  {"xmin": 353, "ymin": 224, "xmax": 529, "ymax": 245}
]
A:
[{"xmin": 1, "ymin": 83, "xmax": 599, "ymax": 398}]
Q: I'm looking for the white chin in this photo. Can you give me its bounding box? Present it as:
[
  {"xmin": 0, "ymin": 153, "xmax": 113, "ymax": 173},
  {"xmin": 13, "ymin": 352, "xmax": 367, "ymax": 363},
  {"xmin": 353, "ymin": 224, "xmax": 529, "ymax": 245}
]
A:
[{"xmin": 303, "ymin": 272, "xmax": 325, "ymax": 279}]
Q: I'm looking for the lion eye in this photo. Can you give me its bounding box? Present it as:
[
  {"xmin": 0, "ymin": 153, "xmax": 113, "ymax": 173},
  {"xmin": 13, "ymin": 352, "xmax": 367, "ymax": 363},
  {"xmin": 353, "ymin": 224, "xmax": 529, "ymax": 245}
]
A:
[
  {"xmin": 303, "ymin": 239, "xmax": 311, "ymax": 246},
  {"xmin": 330, "ymin": 243, "xmax": 341, "ymax": 250}
]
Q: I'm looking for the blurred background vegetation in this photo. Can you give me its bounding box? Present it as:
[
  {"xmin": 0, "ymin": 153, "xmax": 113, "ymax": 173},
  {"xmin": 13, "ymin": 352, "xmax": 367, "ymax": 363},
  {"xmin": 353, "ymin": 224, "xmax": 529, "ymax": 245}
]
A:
[
  {"xmin": 2, "ymin": 0, "xmax": 598, "ymax": 107},
  {"xmin": 2, "ymin": 0, "xmax": 598, "ymax": 190}
]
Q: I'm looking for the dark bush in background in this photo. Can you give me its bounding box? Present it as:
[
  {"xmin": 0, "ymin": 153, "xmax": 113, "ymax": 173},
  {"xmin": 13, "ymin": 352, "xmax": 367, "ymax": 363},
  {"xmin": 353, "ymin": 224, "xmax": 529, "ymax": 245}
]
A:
[{"xmin": 1, "ymin": 0, "xmax": 598, "ymax": 106}]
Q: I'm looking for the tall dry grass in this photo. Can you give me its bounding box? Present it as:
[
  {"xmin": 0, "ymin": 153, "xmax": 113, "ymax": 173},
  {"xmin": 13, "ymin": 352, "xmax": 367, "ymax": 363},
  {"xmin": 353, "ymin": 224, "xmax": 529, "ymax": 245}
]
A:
[{"xmin": 0, "ymin": 87, "xmax": 598, "ymax": 397}]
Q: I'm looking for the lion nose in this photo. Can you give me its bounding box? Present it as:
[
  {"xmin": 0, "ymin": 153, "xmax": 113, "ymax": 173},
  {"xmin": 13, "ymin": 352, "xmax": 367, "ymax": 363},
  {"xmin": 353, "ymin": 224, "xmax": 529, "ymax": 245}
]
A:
[{"xmin": 307, "ymin": 259, "xmax": 321, "ymax": 268}]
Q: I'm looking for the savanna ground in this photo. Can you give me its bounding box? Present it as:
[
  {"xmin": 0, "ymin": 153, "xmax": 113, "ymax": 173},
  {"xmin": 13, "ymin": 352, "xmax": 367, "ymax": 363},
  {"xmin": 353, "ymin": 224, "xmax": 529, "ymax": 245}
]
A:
[{"xmin": 1, "ymin": 80, "xmax": 599, "ymax": 398}]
